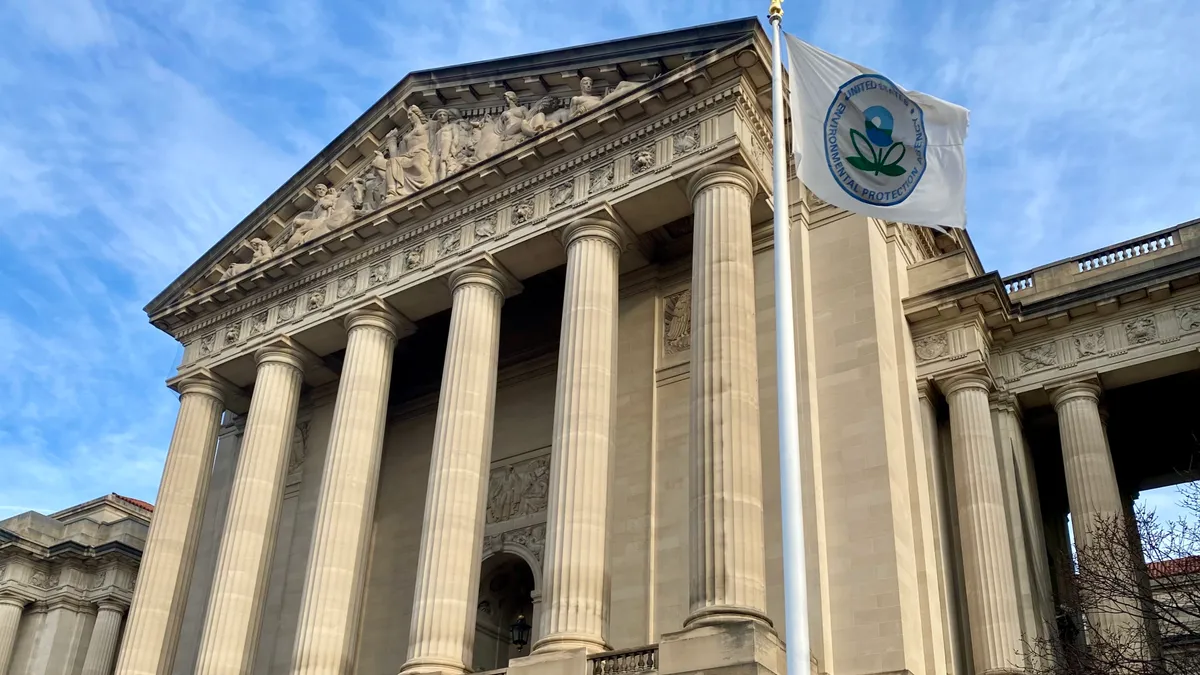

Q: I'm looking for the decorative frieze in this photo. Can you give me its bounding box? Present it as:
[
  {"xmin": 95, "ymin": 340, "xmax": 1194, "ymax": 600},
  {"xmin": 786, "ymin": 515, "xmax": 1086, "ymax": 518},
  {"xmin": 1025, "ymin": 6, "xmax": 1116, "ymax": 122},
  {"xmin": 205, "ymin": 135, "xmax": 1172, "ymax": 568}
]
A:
[
  {"xmin": 438, "ymin": 229, "xmax": 462, "ymax": 257},
  {"xmin": 474, "ymin": 213, "xmax": 497, "ymax": 239},
  {"xmin": 337, "ymin": 275, "xmax": 357, "ymax": 299},
  {"xmin": 368, "ymin": 261, "xmax": 389, "ymax": 286},
  {"xmin": 307, "ymin": 287, "xmax": 327, "ymax": 311},
  {"xmin": 482, "ymin": 523, "xmax": 547, "ymax": 563},
  {"xmin": 550, "ymin": 182, "xmax": 574, "ymax": 210},
  {"xmin": 278, "ymin": 298, "xmax": 297, "ymax": 322},
  {"xmin": 663, "ymin": 289, "xmax": 692, "ymax": 356},
  {"xmin": 403, "ymin": 246, "xmax": 424, "ymax": 271},
  {"xmin": 30, "ymin": 571, "xmax": 59, "ymax": 590},
  {"xmin": 249, "ymin": 311, "xmax": 268, "ymax": 336},
  {"xmin": 589, "ymin": 164, "xmax": 614, "ymax": 194},
  {"xmin": 631, "ymin": 145, "xmax": 656, "ymax": 175},
  {"xmin": 1177, "ymin": 304, "xmax": 1200, "ymax": 332},
  {"xmin": 512, "ymin": 198, "xmax": 535, "ymax": 226},
  {"xmin": 1073, "ymin": 330, "xmax": 1107, "ymax": 358},
  {"xmin": 199, "ymin": 333, "xmax": 216, "ymax": 357},
  {"xmin": 673, "ymin": 125, "xmax": 701, "ymax": 157}
]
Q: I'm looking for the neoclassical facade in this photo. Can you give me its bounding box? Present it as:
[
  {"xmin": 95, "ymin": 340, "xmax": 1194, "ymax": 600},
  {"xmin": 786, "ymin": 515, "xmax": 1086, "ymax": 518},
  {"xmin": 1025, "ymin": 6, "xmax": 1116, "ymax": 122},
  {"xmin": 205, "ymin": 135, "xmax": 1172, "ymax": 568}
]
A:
[
  {"xmin": 31, "ymin": 17, "xmax": 1190, "ymax": 675},
  {"xmin": 0, "ymin": 494, "xmax": 149, "ymax": 675}
]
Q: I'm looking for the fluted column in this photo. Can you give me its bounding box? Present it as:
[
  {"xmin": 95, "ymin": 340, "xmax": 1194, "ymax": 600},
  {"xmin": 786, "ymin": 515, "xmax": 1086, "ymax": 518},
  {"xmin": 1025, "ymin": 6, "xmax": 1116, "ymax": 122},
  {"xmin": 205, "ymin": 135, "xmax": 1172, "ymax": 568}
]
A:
[
  {"xmin": 400, "ymin": 267, "xmax": 506, "ymax": 675},
  {"xmin": 82, "ymin": 602, "xmax": 127, "ymax": 675},
  {"xmin": 195, "ymin": 344, "xmax": 306, "ymax": 675},
  {"xmin": 1051, "ymin": 381, "xmax": 1141, "ymax": 643},
  {"xmin": 535, "ymin": 219, "xmax": 624, "ymax": 654},
  {"xmin": 0, "ymin": 594, "xmax": 25, "ymax": 675},
  {"xmin": 685, "ymin": 164, "xmax": 770, "ymax": 628},
  {"xmin": 115, "ymin": 375, "xmax": 225, "ymax": 675},
  {"xmin": 943, "ymin": 374, "xmax": 1024, "ymax": 674},
  {"xmin": 291, "ymin": 306, "xmax": 400, "ymax": 674}
]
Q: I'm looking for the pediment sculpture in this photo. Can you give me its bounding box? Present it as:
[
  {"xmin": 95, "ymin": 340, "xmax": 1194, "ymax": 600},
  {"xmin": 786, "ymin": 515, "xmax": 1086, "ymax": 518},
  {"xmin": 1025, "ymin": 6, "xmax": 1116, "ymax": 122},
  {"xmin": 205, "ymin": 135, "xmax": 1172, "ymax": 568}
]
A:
[{"xmin": 219, "ymin": 76, "xmax": 646, "ymax": 281}]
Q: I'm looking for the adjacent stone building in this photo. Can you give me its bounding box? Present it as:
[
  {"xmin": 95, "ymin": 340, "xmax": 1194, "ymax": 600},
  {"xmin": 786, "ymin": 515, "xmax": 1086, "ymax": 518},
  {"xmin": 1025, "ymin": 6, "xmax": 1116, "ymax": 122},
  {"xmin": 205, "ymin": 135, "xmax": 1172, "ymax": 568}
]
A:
[
  {"xmin": 18, "ymin": 16, "xmax": 1193, "ymax": 675},
  {"xmin": 0, "ymin": 494, "xmax": 149, "ymax": 675}
]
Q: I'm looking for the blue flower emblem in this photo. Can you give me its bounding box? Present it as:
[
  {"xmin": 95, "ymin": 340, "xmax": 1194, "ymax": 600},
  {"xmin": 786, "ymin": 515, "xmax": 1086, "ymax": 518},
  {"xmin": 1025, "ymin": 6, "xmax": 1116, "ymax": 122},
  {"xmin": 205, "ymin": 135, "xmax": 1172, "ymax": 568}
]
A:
[{"xmin": 863, "ymin": 106, "xmax": 894, "ymax": 147}]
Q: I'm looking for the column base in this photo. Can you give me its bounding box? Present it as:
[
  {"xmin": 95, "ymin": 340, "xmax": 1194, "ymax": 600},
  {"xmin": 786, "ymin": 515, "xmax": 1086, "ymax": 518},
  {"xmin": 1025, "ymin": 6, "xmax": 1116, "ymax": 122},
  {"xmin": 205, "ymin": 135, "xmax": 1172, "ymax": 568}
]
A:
[
  {"xmin": 532, "ymin": 633, "xmax": 607, "ymax": 654},
  {"xmin": 659, "ymin": 621, "xmax": 783, "ymax": 675},
  {"xmin": 396, "ymin": 656, "xmax": 469, "ymax": 675},
  {"xmin": 507, "ymin": 647, "xmax": 587, "ymax": 675}
]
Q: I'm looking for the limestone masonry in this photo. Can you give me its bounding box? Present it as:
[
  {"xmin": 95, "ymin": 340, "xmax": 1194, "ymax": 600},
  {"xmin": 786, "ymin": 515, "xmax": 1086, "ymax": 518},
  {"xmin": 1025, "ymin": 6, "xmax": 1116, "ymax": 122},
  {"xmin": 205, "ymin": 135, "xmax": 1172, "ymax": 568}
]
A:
[{"xmin": 5, "ymin": 16, "xmax": 1200, "ymax": 675}]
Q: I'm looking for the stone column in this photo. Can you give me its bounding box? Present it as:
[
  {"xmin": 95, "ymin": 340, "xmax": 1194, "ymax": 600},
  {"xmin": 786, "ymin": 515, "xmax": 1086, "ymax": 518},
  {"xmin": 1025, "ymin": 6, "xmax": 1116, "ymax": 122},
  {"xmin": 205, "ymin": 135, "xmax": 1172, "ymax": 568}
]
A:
[
  {"xmin": 400, "ymin": 267, "xmax": 506, "ymax": 675},
  {"xmin": 991, "ymin": 394, "xmax": 1043, "ymax": 648},
  {"xmin": 115, "ymin": 375, "xmax": 225, "ymax": 675},
  {"xmin": 194, "ymin": 343, "xmax": 306, "ymax": 675},
  {"xmin": 0, "ymin": 593, "xmax": 25, "ymax": 675},
  {"xmin": 82, "ymin": 601, "xmax": 127, "ymax": 675},
  {"xmin": 684, "ymin": 164, "xmax": 770, "ymax": 628},
  {"xmin": 535, "ymin": 219, "xmax": 624, "ymax": 654},
  {"xmin": 1050, "ymin": 380, "xmax": 1141, "ymax": 643},
  {"xmin": 943, "ymin": 373, "xmax": 1023, "ymax": 674},
  {"xmin": 291, "ymin": 306, "xmax": 401, "ymax": 674}
]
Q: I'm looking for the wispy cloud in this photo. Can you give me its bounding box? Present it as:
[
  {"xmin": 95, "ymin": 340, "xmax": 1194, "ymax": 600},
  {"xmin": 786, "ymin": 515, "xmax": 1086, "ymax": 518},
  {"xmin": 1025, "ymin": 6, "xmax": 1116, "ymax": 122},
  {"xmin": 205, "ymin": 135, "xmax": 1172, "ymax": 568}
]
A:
[{"xmin": 0, "ymin": 0, "xmax": 1197, "ymax": 518}]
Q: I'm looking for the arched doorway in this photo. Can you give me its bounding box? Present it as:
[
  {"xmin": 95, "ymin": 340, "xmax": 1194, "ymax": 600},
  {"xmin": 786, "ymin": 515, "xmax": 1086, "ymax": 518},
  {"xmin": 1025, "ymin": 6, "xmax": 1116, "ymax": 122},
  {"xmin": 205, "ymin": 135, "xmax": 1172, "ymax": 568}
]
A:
[{"xmin": 473, "ymin": 552, "xmax": 537, "ymax": 671}]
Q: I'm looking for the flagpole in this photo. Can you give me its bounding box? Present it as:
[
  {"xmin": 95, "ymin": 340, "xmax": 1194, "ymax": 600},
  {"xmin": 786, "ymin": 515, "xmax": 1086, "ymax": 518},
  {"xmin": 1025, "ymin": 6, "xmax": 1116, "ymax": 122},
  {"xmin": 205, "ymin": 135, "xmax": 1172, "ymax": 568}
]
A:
[{"xmin": 767, "ymin": 2, "xmax": 811, "ymax": 675}]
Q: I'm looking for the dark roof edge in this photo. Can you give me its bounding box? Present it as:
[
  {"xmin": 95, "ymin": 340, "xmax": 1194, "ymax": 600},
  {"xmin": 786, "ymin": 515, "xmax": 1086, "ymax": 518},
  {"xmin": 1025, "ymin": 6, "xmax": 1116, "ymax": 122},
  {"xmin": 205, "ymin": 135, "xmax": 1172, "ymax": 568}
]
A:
[{"xmin": 144, "ymin": 17, "xmax": 762, "ymax": 317}]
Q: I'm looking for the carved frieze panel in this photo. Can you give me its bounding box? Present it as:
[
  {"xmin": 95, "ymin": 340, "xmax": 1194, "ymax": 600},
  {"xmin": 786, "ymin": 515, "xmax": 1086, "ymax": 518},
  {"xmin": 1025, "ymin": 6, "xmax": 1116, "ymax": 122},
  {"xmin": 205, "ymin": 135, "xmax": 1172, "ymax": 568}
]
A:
[
  {"xmin": 368, "ymin": 261, "xmax": 389, "ymax": 286},
  {"xmin": 663, "ymin": 289, "xmax": 692, "ymax": 356},
  {"xmin": 512, "ymin": 198, "xmax": 535, "ymax": 226},
  {"xmin": 914, "ymin": 333, "xmax": 948, "ymax": 362},
  {"xmin": 474, "ymin": 213, "xmax": 497, "ymax": 239},
  {"xmin": 482, "ymin": 523, "xmax": 546, "ymax": 563},
  {"xmin": 1017, "ymin": 343, "xmax": 1057, "ymax": 372},
  {"xmin": 278, "ymin": 298, "xmax": 297, "ymax": 322},
  {"xmin": 30, "ymin": 571, "xmax": 59, "ymax": 590},
  {"xmin": 486, "ymin": 455, "xmax": 550, "ymax": 524},
  {"xmin": 673, "ymin": 125, "xmax": 701, "ymax": 157},
  {"xmin": 403, "ymin": 246, "xmax": 425, "ymax": 271},
  {"xmin": 199, "ymin": 333, "xmax": 216, "ymax": 356},
  {"xmin": 307, "ymin": 287, "xmax": 327, "ymax": 311},
  {"xmin": 589, "ymin": 164, "xmax": 614, "ymax": 194},
  {"xmin": 1073, "ymin": 330, "xmax": 1107, "ymax": 358},
  {"xmin": 249, "ymin": 311, "xmax": 268, "ymax": 337},
  {"xmin": 631, "ymin": 145, "xmax": 656, "ymax": 175},
  {"xmin": 549, "ymin": 182, "xmax": 574, "ymax": 210},
  {"xmin": 337, "ymin": 275, "xmax": 357, "ymax": 299},
  {"xmin": 1124, "ymin": 316, "xmax": 1158, "ymax": 344},
  {"xmin": 1177, "ymin": 304, "xmax": 1200, "ymax": 332},
  {"xmin": 438, "ymin": 229, "xmax": 462, "ymax": 257}
]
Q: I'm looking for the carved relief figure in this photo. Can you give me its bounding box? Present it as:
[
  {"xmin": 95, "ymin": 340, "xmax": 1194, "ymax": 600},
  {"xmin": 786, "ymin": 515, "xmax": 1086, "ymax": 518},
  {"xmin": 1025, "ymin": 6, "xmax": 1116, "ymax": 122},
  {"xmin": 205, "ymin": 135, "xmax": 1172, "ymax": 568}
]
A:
[
  {"xmin": 278, "ymin": 299, "xmax": 297, "ymax": 322},
  {"xmin": 307, "ymin": 288, "xmax": 326, "ymax": 311},
  {"xmin": 632, "ymin": 146, "xmax": 656, "ymax": 174},
  {"xmin": 199, "ymin": 334, "xmax": 216, "ymax": 356},
  {"xmin": 549, "ymin": 182, "xmax": 574, "ymax": 209},
  {"xmin": 663, "ymin": 289, "xmax": 692, "ymax": 356},
  {"xmin": 403, "ymin": 247, "xmax": 424, "ymax": 270},
  {"xmin": 385, "ymin": 106, "xmax": 435, "ymax": 200},
  {"xmin": 496, "ymin": 91, "xmax": 532, "ymax": 153},
  {"xmin": 589, "ymin": 164, "xmax": 614, "ymax": 194},
  {"xmin": 475, "ymin": 214, "xmax": 497, "ymax": 239},
  {"xmin": 512, "ymin": 199, "xmax": 535, "ymax": 225},
  {"xmin": 1017, "ymin": 343, "xmax": 1057, "ymax": 372},
  {"xmin": 225, "ymin": 323, "xmax": 241, "ymax": 345},
  {"xmin": 220, "ymin": 238, "xmax": 274, "ymax": 281},
  {"xmin": 569, "ymin": 76, "xmax": 604, "ymax": 119},
  {"xmin": 486, "ymin": 457, "xmax": 551, "ymax": 523},
  {"xmin": 439, "ymin": 230, "xmax": 462, "ymax": 257},
  {"xmin": 368, "ymin": 262, "xmax": 389, "ymax": 285},
  {"xmin": 250, "ymin": 312, "xmax": 268, "ymax": 336},
  {"xmin": 337, "ymin": 275, "xmax": 356, "ymax": 299},
  {"xmin": 673, "ymin": 126, "xmax": 700, "ymax": 156},
  {"xmin": 524, "ymin": 96, "xmax": 568, "ymax": 135},
  {"xmin": 357, "ymin": 151, "xmax": 388, "ymax": 212},
  {"xmin": 432, "ymin": 109, "xmax": 465, "ymax": 181},
  {"xmin": 280, "ymin": 184, "xmax": 358, "ymax": 252},
  {"xmin": 1125, "ymin": 316, "xmax": 1158, "ymax": 344}
]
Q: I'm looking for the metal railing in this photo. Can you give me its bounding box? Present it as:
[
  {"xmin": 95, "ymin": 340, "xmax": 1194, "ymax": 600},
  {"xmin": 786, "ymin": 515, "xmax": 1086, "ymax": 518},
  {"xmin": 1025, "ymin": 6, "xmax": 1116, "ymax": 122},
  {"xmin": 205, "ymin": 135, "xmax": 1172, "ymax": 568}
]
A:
[{"xmin": 589, "ymin": 645, "xmax": 658, "ymax": 675}]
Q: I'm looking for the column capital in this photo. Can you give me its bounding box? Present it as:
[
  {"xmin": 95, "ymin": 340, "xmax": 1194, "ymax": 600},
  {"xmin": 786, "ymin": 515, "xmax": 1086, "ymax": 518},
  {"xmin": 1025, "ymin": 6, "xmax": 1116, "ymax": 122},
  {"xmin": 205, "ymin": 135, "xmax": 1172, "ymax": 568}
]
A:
[
  {"xmin": 96, "ymin": 599, "xmax": 128, "ymax": 614},
  {"xmin": 686, "ymin": 163, "xmax": 758, "ymax": 202},
  {"xmin": 254, "ymin": 337, "xmax": 312, "ymax": 371},
  {"xmin": 344, "ymin": 298, "xmax": 413, "ymax": 339},
  {"xmin": 1048, "ymin": 378, "xmax": 1102, "ymax": 409},
  {"xmin": 915, "ymin": 377, "xmax": 937, "ymax": 402},
  {"xmin": 168, "ymin": 368, "xmax": 237, "ymax": 404},
  {"xmin": 0, "ymin": 593, "xmax": 26, "ymax": 610},
  {"xmin": 449, "ymin": 264, "xmax": 510, "ymax": 298},
  {"xmin": 988, "ymin": 390, "xmax": 1021, "ymax": 415},
  {"xmin": 560, "ymin": 216, "xmax": 629, "ymax": 251},
  {"xmin": 940, "ymin": 371, "xmax": 993, "ymax": 398}
]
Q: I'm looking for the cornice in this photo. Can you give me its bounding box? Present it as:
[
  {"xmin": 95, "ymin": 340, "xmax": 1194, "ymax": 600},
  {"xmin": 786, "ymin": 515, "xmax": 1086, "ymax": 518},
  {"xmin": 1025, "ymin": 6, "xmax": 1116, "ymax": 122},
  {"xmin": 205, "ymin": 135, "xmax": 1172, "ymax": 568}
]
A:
[{"xmin": 146, "ymin": 20, "xmax": 768, "ymax": 319}]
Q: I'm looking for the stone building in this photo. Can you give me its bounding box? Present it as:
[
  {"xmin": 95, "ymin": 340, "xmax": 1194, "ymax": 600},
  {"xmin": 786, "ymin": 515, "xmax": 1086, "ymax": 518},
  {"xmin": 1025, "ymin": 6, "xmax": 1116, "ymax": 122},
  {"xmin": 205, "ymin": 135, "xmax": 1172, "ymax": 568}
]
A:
[
  {"xmin": 25, "ymin": 16, "xmax": 1190, "ymax": 675},
  {"xmin": 0, "ymin": 494, "xmax": 149, "ymax": 675}
]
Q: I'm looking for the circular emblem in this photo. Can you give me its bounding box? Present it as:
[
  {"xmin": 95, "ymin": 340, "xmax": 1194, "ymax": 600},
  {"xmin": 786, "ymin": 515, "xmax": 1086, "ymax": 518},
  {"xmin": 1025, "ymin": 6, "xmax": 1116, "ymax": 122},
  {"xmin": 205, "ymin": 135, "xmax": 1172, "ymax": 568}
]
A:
[{"xmin": 823, "ymin": 74, "xmax": 927, "ymax": 206}]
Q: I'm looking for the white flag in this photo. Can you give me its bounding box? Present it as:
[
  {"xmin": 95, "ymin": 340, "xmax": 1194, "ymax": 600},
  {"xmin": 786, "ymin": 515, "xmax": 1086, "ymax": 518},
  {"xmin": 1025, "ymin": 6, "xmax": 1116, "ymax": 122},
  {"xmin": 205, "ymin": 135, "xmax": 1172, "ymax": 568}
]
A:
[{"xmin": 785, "ymin": 34, "xmax": 969, "ymax": 229}]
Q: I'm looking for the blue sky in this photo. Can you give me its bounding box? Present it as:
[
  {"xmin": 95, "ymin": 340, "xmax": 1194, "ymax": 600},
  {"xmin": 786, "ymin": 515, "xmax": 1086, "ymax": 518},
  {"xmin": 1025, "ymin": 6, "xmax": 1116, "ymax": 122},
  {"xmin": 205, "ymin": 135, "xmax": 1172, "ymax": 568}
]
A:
[{"xmin": 1, "ymin": 0, "xmax": 1198, "ymax": 520}]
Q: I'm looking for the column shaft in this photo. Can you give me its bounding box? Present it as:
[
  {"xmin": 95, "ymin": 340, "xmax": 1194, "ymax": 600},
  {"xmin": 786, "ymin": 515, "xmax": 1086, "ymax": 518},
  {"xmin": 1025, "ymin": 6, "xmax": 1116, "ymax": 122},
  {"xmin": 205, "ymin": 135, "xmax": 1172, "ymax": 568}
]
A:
[
  {"xmin": 992, "ymin": 398, "xmax": 1043, "ymax": 648},
  {"xmin": 944, "ymin": 375, "xmax": 1023, "ymax": 674},
  {"xmin": 401, "ymin": 268, "xmax": 505, "ymax": 675},
  {"xmin": 1052, "ymin": 382, "xmax": 1141, "ymax": 643},
  {"xmin": 83, "ymin": 603, "xmax": 126, "ymax": 675},
  {"xmin": 0, "ymin": 597, "xmax": 25, "ymax": 675},
  {"xmin": 291, "ymin": 309, "xmax": 399, "ymax": 674},
  {"xmin": 115, "ymin": 379, "xmax": 225, "ymax": 675},
  {"xmin": 195, "ymin": 346, "xmax": 305, "ymax": 675},
  {"xmin": 536, "ymin": 221, "xmax": 623, "ymax": 653},
  {"xmin": 685, "ymin": 165, "xmax": 770, "ymax": 627}
]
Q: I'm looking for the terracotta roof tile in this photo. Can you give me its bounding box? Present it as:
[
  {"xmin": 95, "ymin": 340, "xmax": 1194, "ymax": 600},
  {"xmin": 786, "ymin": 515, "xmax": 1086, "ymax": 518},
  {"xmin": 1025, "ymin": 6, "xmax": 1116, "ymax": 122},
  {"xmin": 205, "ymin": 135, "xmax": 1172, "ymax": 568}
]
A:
[
  {"xmin": 113, "ymin": 493, "xmax": 154, "ymax": 513},
  {"xmin": 1148, "ymin": 556, "xmax": 1200, "ymax": 579}
]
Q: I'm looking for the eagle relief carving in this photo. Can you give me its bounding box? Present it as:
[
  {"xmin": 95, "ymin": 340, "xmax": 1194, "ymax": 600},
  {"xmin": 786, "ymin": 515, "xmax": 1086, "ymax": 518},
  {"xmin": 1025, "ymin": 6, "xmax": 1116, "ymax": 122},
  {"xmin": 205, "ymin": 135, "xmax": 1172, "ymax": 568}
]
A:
[
  {"xmin": 1017, "ymin": 343, "xmax": 1057, "ymax": 372},
  {"xmin": 486, "ymin": 456, "xmax": 550, "ymax": 524},
  {"xmin": 1125, "ymin": 316, "xmax": 1158, "ymax": 344}
]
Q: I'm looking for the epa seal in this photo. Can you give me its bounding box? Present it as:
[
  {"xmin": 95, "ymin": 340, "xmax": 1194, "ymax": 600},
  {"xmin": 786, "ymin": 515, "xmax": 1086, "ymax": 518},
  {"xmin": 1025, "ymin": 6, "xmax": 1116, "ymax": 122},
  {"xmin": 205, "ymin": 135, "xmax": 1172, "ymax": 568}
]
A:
[{"xmin": 823, "ymin": 74, "xmax": 926, "ymax": 206}]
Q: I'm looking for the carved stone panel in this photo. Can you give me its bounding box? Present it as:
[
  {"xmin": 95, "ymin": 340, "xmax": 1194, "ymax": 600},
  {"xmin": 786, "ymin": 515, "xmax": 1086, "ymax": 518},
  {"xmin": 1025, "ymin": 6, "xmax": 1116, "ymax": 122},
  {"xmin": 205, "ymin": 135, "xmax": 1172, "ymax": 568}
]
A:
[
  {"xmin": 474, "ymin": 213, "xmax": 497, "ymax": 239},
  {"xmin": 30, "ymin": 571, "xmax": 59, "ymax": 590},
  {"xmin": 549, "ymin": 182, "xmax": 574, "ymax": 210},
  {"xmin": 1125, "ymin": 316, "xmax": 1158, "ymax": 344},
  {"xmin": 337, "ymin": 275, "xmax": 357, "ymax": 299},
  {"xmin": 1178, "ymin": 305, "xmax": 1200, "ymax": 332},
  {"xmin": 482, "ymin": 523, "xmax": 546, "ymax": 563},
  {"xmin": 249, "ymin": 311, "xmax": 268, "ymax": 337},
  {"xmin": 1017, "ymin": 343, "xmax": 1057, "ymax": 372},
  {"xmin": 589, "ymin": 164, "xmax": 614, "ymax": 194},
  {"xmin": 438, "ymin": 229, "xmax": 462, "ymax": 257},
  {"xmin": 1073, "ymin": 331, "xmax": 1107, "ymax": 358},
  {"xmin": 631, "ymin": 145, "xmax": 656, "ymax": 175},
  {"xmin": 225, "ymin": 323, "xmax": 242, "ymax": 345},
  {"xmin": 663, "ymin": 289, "xmax": 692, "ymax": 356},
  {"xmin": 513, "ymin": 199, "xmax": 535, "ymax": 226},
  {"xmin": 914, "ymin": 333, "xmax": 948, "ymax": 362},
  {"xmin": 368, "ymin": 262, "xmax": 389, "ymax": 286},
  {"xmin": 278, "ymin": 298, "xmax": 297, "ymax": 322},
  {"xmin": 403, "ymin": 247, "xmax": 424, "ymax": 271},
  {"xmin": 486, "ymin": 456, "xmax": 550, "ymax": 524},
  {"xmin": 673, "ymin": 125, "xmax": 700, "ymax": 156},
  {"xmin": 199, "ymin": 333, "xmax": 216, "ymax": 356},
  {"xmin": 307, "ymin": 287, "xmax": 327, "ymax": 311}
]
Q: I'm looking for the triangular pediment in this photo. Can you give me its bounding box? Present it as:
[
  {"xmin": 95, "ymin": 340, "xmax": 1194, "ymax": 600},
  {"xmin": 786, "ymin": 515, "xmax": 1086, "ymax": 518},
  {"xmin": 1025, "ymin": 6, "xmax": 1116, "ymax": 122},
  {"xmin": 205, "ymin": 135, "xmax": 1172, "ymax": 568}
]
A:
[{"xmin": 146, "ymin": 17, "xmax": 771, "ymax": 328}]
